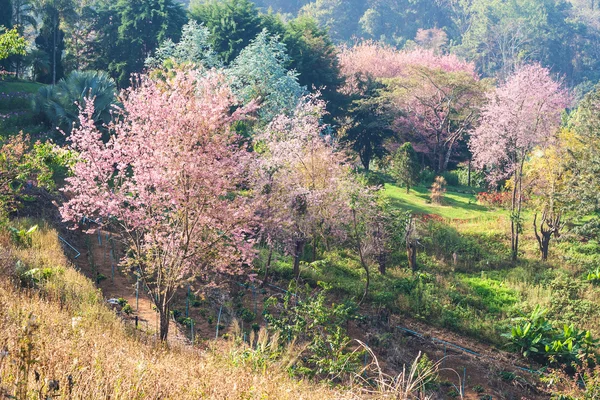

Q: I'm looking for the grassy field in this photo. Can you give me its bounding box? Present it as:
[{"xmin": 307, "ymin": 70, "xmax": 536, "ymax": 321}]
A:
[
  {"xmin": 0, "ymin": 79, "xmax": 46, "ymax": 138},
  {"xmin": 383, "ymin": 183, "xmax": 500, "ymax": 220},
  {"xmin": 261, "ymin": 181, "xmax": 600, "ymax": 349}
]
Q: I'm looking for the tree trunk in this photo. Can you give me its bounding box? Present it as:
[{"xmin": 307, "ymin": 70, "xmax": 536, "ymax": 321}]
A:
[
  {"xmin": 378, "ymin": 251, "xmax": 386, "ymax": 275},
  {"xmin": 159, "ymin": 299, "xmax": 170, "ymax": 342},
  {"xmin": 510, "ymin": 169, "xmax": 520, "ymax": 262},
  {"xmin": 533, "ymin": 212, "xmax": 560, "ymax": 261},
  {"xmin": 407, "ymin": 242, "xmax": 417, "ymax": 272},
  {"xmin": 467, "ymin": 160, "xmax": 471, "ymax": 187},
  {"xmin": 262, "ymin": 245, "xmax": 273, "ymax": 286},
  {"xmin": 352, "ymin": 209, "xmax": 370, "ymax": 305},
  {"xmin": 53, "ymin": 12, "xmax": 57, "ymax": 85},
  {"xmin": 293, "ymin": 239, "xmax": 305, "ymax": 278}
]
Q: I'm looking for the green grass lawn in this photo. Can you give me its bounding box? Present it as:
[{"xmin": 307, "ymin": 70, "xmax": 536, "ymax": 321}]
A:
[
  {"xmin": 383, "ymin": 183, "xmax": 499, "ymax": 220},
  {"xmin": 0, "ymin": 79, "xmax": 44, "ymax": 94},
  {"xmin": 0, "ymin": 79, "xmax": 46, "ymax": 138}
]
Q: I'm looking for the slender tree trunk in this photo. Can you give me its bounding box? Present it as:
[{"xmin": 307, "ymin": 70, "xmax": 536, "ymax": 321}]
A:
[
  {"xmin": 158, "ymin": 298, "xmax": 170, "ymax": 342},
  {"xmin": 510, "ymin": 161, "xmax": 525, "ymax": 262},
  {"xmin": 407, "ymin": 242, "xmax": 417, "ymax": 272},
  {"xmin": 468, "ymin": 159, "xmax": 472, "ymax": 187},
  {"xmin": 262, "ymin": 245, "xmax": 273, "ymax": 286},
  {"xmin": 293, "ymin": 239, "xmax": 305, "ymax": 278},
  {"xmin": 352, "ymin": 209, "xmax": 369, "ymax": 305},
  {"xmin": 378, "ymin": 251, "xmax": 386, "ymax": 275},
  {"xmin": 53, "ymin": 11, "xmax": 57, "ymax": 85}
]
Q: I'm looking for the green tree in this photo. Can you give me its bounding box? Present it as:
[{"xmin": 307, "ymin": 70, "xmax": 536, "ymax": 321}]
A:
[
  {"xmin": 227, "ymin": 29, "xmax": 304, "ymax": 123},
  {"xmin": 145, "ymin": 20, "xmax": 220, "ymax": 69},
  {"xmin": 110, "ymin": 0, "xmax": 186, "ymax": 87},
  {"xmin": 341, "ymin": 77, "xmax": 395, "ymax": 171},
  {"xmin": 391, "ymin": 143, "xmax": 420, "ymax": 193},
  {"xmin": 0, "ymin": 0, "xmax": 12, "ymax": 29},
  {"xmin": 189, "ymin": 0, "xmax": 263, "ymax": 65},
  {"xmin": 564, "ymin": 85, "xmax": 600, "ymax": 235},
  {"xmin": 282, "ymin": 16, "xmax": 345, "ymax": 122},
  {"xmin": 0, "ymin": 26, "xmax": 26, "ymax": 60},
  {"xmin": 10, "ymin": 0, "xmax": 37, "ymax": 78}
]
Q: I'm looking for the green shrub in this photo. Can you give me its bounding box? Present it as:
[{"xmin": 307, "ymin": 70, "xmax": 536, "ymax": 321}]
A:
[
  {"xmin": 442, "ymin": 171, "xmax": 459, "ymax": 187},
  {"xmin": 8, "ymin": 225, "xmax": 37, "ymax": 248},
  {"xmin": 122, "ymin": 304, "xmax": 133, "ymax": 315},
  {"xmin": 239, "ymin": 308, "xmax": 256, "ymax": 323},
  {"xmin": 263, "ymin": 282, "xmax": 363, "ymax": 381},
  {"xmin": 504, "ymin": 306, "xmax": 599, "ymax": 366}
]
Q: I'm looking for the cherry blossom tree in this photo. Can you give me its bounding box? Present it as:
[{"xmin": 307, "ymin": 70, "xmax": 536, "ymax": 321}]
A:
[
  {"xmin": 61, "ymin": 70, "xmax": 257, "ymax": 341},
  {"xmin": 253, "ymin": 95, "xmax": 352, "ymax": 279},
  {"xmin": 338, "ymin": 41, "xmax": 476, "ymax": 95},
  {"xmin": 338, "ymin": 41, "xmax": 487, "ymax": 172},
  {"xmin": 386, "ymin": 66, "xmax": 490, "ymax": 172},
  {"xmin": 470, "ymin": 64, "xmax": 570, "ymax": 261}
]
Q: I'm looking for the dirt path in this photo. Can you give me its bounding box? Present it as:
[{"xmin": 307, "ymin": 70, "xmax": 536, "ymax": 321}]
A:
[{"xmin": 71, "ymin": 231, "xmax": 189, "ymax": 345}]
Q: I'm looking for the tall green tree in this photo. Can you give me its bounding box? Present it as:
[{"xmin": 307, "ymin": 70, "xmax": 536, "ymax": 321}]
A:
[
  {"xmin": 34, "ymin": 1, "xmax": 69, "ymax": 84},
  {"xmin": 564, "ymin": 85, "xmax": 600, "ymax": 234},
  {"xmin": 391, "ymin": 143, "xmax": 420, "ymax": 193},
  {"xmin": 0, "ymin": 0, "xmax": 12, "ymax": 29},
  {"xmin": 341, "ymin": 78, "xmax": 395, "ymax": 171},
  {"xmin": 109, "ymin": 0, "xmax": 186, "ymax": 87},
  {"xmin": 189, "ymin": 0, "xmax": 263, "ymax": 65},
  {"xmin": 10, "ymin": 0, "xmax": 37, "ymax": 78},
  {"xmin": 227, "ymin": 29, "xmax": 303, "ymax": 123}
]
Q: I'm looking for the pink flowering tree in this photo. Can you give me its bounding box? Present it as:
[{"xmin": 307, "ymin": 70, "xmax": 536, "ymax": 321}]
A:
[
  {"xmin": 339, "ymin": 42, "xmax": 488, "ymax": 172},
  {"xmin": 253, "ymin": 95, "xmax": 353, "ymax": 279},
  {"xmin": 61, "ymin": 70, "xmax": 257, "ymax": 341},
  {"xmin": 470, "ymin": 64, "xmax": 570, "ymax": 261}
]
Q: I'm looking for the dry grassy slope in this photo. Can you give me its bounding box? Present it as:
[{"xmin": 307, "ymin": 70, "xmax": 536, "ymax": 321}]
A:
[{"xmin": 0, "ymin": 222, "xmax": 349, "ymax": 400}]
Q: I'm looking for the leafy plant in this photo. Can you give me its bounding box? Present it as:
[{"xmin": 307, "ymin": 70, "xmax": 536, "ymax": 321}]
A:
[
  {"xmin": 8, "ymin": 225, "xmax": 38, "ymax": 248},
  {"xmin": 504, "ymin": 306, "xmax": 599, "ymax": 366},
  {"xmin": 263, "ymin": 281, "xmax": 362, "ymax": 380}
]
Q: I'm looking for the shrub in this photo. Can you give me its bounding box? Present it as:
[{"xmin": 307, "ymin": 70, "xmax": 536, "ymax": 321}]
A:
[
  {"xmin": 430, "ymin": 176, "xmax": 446, "ymax": 205},
  {"xmin": 8, "ymin": 225, "xmax": 38, "ymax": 248},
  {"xmin": 456, "ymin": 163, "xmax": 486, "ymax": 188},
  {"xmin": 122, "ymin": 304, "xmax": 133, "ymax": 315},
  {"xmin": 476, "ymin": 191, "xmax": 512, "ymax": 207},
  {"xmin": 32, "ymin": 70, "xmax": 117, "ymax": 134},
  {"xmin": 263, "ymin": 282, "xmax": 362, "ymax": 381},
  {"xmin": 504, "ymin": 305, "xmax": 599, "ymax": 366},
  {"xmin": 442, "ymin": 171, "xmax": 459, "ymax": 187},
  {"xmin": 239, "ymin": 308, "xmax": 256, "ymax": 323}
]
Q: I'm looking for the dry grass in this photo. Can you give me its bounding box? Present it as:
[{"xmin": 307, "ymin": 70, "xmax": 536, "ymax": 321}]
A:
[
  {"xmin": 0, "ymin": 221, "xmax": 442, "ymax": 399},
  {"xmin": 0, "ymin": 221, "xmax": 349, "ymax": 399}
]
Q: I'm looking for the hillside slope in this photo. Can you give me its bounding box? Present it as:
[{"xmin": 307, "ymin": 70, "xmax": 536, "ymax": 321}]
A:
[{"xmin": 0, "ymin": 221, "xmax": 349, "ymax": 399}]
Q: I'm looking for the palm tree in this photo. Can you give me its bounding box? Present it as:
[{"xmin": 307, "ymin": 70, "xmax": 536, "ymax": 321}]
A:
[{"xmin": 33, "ymin": 70, "xmax": 118, "ymax": 134}]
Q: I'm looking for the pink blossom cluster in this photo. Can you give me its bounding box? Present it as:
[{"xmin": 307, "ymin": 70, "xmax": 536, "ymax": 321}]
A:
[{"xmin": 338, "ymin": 41, "xmax": 476, "ymax": 94}]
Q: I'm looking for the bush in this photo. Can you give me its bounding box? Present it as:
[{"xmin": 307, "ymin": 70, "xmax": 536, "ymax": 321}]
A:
[
  {"xmin": 419, "ymin": 167, "xmax": 436, "ymax": 185},
  {"xmin": 122, "ymin": 304, "xmax": 133, "ymax": 315},
  {"xmin": 263, "ymin": 282, "xmax": 363, "ymax": 381},
  {"xmin": 431, "ymin": 176, "xmax": 446, "ymax": 205},
  {"xmin": 442, "ymin": 171, "xmax": 459, "ymax": 187},
  {"xmin": 476, "ymin": 191, "xmax": 511, "ymax": 208},
  {"xmin": 32, "ymin": 70, "xmax": 117, "ymax": 134},
  {"xmin": 456, "ymin": 163, "xmax": 486, "ymax": 188},
  {"xmin": 504, "ymin": 305, "xmax": 598, "ymax": 366}
]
